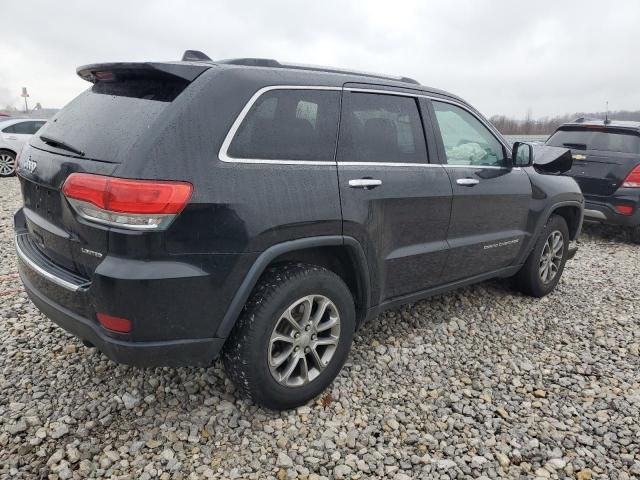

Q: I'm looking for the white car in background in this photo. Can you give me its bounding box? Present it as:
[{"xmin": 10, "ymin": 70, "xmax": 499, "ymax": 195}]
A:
[{"xmin": 0, "ymin": 118, "xmax": 47, "ymax": 177}]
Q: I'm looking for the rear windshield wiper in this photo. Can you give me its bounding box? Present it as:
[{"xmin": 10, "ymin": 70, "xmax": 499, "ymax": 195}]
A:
[{"xmin": 39, "ymin": 135, "xmax": 85, "ymax": 157}]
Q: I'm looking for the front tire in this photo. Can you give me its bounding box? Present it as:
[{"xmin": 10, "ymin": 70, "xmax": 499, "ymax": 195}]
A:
[
  {"xmin": 0, "ymin": 151, "xmax": 17, "ymax": 177},
  {"xmin": 516, "ymin": 215, "xmax": 570, "ymax": 297},
  {"xmin": 222, "ymin": 263, "xmax": 355, "ymax": 410}
]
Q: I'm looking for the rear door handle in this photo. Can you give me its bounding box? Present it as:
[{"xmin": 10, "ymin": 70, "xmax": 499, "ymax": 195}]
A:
[
  {"xmin": 7, "ymin": 136, "xmax": 18, "ymax": 140},
  {"xmin": 348, "ymin": 179, "xmax": 382, "ymax": 189},
  {"xmin": 456, "ymin": 178, "xmax": 480, "ymax": 186}
]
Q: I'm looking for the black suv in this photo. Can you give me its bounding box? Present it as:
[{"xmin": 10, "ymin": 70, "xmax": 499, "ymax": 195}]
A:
[
  {"xmin": 14, "ymin": 53, "xmax": 584, "ymax": 409},
  {"xmin": 546, "ymin": 118, "xmax": 640, "ymax": 242}
]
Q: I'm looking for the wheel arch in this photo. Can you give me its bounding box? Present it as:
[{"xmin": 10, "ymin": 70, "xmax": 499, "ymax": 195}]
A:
[
  {"xmin": 548, "ymin": 203, "xmax": 583, "ymax": 240},
  {"xmin": 215, "ymin": 236, "xmax": 370, "ymax": 339}
]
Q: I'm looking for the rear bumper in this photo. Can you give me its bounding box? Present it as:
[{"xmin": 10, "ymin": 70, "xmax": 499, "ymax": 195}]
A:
[
  {"xmin": 13, "ymin": 207, "xmax": 251, "ymax": 367},
  {"xmin": 583, "ymin": 188, "xmax": 640, "ymax": 227},
  {"xmin": 20, "ymin": 271, "xmax": 224, "ymax": 367}
]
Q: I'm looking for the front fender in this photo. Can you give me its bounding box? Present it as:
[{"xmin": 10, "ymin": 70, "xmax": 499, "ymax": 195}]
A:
[{"xmin": 518, "ymin": 169, "xmax": 584, "ymax": 263}]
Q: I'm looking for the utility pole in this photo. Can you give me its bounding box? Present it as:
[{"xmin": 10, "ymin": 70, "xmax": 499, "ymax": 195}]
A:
[{"xmin": 21, "ymin": 87, "xmax": 30, "ymax": 113}]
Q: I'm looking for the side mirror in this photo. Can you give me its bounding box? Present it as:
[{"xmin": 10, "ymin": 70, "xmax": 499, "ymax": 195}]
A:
[{"xmin": 512, "ymin": 141, "xmax": 533, "ymax": 167}]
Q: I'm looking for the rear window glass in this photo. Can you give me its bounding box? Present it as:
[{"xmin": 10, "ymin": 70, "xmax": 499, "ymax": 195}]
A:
[
  {"xmin": 547, "ymin": 128, "xmax": 640, "ymax": 154},
  {"xmin": 228, "ymin": 89, "xmax": 340, "ymax": 161},
  {"xmin": 34, "ymin": 79, "xmax": 188, "ymax": 162}
]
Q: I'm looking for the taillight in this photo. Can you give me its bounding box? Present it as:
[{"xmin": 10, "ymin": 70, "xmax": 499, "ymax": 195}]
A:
[
  {"xmin": 614, "ymin": 205, "xmax": 634, "ymax": 216},
  {"xmin": 62, "ymin": 173, "xmax": 192, "ymax": 230},
  {"xmin": 97, "ymin": 313, "xmax": 131, "ymax": 333},
  {"xmin": 622, "ymin": 165, "xmax": 640, "ymax": 188}
]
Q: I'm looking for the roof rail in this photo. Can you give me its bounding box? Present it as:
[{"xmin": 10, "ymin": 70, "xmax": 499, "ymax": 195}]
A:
[{"xmin": 209, "ymin": 56, "xmax": 421, "ymax": 85}]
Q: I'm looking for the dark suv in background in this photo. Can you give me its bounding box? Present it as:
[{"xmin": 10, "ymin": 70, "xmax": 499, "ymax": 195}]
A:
[
  {"xmin": 546, "ymin": 118, "xmax": 640, "ymax": 242},
  {"xmin": 14, "ymin": 52, "xmax": 583, "ymax": 409}
]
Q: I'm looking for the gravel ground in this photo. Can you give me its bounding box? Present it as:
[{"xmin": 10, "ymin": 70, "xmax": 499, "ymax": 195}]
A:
[{"xmin": 1, "ymin": 176, "xmax": 639, "ymax": 480}]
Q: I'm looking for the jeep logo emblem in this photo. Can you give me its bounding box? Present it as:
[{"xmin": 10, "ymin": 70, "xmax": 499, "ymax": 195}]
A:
[{"xmin": 24, "ymin": 158, "xmax": 37, "ymax": 174}]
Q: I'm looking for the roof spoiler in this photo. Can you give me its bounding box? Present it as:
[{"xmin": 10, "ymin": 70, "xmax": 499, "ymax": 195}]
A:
[{"xmin": 77, "ymin": 62, "xmax": 210, "ymax": 83}]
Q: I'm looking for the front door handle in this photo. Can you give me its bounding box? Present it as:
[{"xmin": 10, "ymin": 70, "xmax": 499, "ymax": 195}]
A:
[
  {"xmin": 7, "ymin": 136, "xmax": 18, "ymax": 140},
  {"xmin": 348, "ymin": 178, "xmax": 382, "ymax": 190},
  {"xmin": 456, "ymin": 178, "xmax": 480, "ymax": 186}
]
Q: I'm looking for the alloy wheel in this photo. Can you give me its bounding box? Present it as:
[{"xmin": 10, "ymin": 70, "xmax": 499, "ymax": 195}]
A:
[
  {"xmin": 268, "ymin": 295, "xmax": 341, "ymax": 387},
  {"xmin": 539, "ymin": 230, "xmax": 564, "ymax": 283},
  {"xmin": 0, "ymin": 153, "xmax": 16, "ymax": 176}
]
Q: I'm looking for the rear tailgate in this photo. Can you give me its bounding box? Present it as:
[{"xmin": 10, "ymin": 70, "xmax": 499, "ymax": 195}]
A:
[
  {"xmin": 17, "ymin": 146, "xmax": 117, "ymax": 278},
  {"xmin": 17, "ymin": 61, "xmax": 210, "ymax": 278},
  {"xmin": 546, "ymin": 127, "xmax": 640, "ymax": 197}
]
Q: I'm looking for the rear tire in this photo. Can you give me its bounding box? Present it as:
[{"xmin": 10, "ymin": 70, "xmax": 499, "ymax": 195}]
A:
[
  {"xmin": 0, "ymin": 150, "xmax": 16, "ymax": 177},
  {"xmin": 516, "ymin": 215, "xmax": 570, "ymax": 297},
  {"xmin": 222, "ymin": 263, "xmax": 355, "ymax": 410},
  {"xmin": 629, "ymin": 225, "xmax": 640, "ymax": 244}
]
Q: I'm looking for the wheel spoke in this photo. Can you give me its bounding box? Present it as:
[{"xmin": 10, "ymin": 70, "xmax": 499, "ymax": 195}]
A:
[
  {"xmin": 270, "ymin": 347, "xmax": 293, "ymax": 368},
  {"xmin": 302, "ymin": 297, "xmax": 314, "ymax": 324},
  {"xmin": 311, "ymin": 297, "xmax": 331, "ymax": 326},
  {"xmin": 271, "ymin": 333, "xmax": 294, "ymax": 345},
  {"xmin": 281, "ymin": 309, "xmax": 303, "ymax": 332},
  {"xmin": 299, "ymin": 355, "xmax": 310, "ymax": 384},
  {"xmin": 316, "ymin": 314, "xmax": 339, "ymax": 333},
  {"xmin": 309, "ymin": 346, "xmax": 325, "ymax": 371},
  {"xmin": 281, "ymin": 355, "xmax": 301, "ymax": 382},
  {"xmin": 314, "ymin": 336, "xmax": 339, "ymax": 347}
]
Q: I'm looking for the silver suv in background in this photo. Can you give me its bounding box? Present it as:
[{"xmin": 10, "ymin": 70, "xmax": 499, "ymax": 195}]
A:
[{"xmin": 0, "ymin": 118, "xmax": 47, "ymax": 176}]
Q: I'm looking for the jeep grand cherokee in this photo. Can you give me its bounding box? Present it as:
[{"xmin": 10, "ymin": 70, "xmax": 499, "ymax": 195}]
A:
[{"xmin": 14, "ymin": 52, "xmax": 583, "ymax": 409}]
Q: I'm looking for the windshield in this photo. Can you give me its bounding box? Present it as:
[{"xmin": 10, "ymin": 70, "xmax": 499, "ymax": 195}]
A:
[{"xmin": 546, "ymin": 128, "xmax": 640, "ymax": 154}]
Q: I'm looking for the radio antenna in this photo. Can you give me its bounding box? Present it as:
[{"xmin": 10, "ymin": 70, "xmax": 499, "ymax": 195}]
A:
[{"xmin": 604, "ymin": 101, "xmax": 610, "ymax": 124}]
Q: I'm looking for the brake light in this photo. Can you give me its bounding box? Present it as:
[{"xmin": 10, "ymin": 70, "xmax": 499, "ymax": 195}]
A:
[
  {"xmin": 94, "ymin": 71, "xmax": 114, "ymax": 81},
  {"xmin": 614, "ymin": 205, "xmax": 634, "ymax": 216},
  {"xmin": 97, "ymin": 313, "xmax": 131, "ymax": 333},
  {"xmin": 622, "ymin": 165, "xmax": 640, "ymax": 188},
  {"xmin": 62, "ymin": 173, "xmax": 192, "ymax": 230}
]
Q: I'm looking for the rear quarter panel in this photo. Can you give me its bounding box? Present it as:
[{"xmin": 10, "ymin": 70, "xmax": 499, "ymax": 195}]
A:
[{"xmin": 114, "ymin": 67, "xmax": 343, "ymax": 255}]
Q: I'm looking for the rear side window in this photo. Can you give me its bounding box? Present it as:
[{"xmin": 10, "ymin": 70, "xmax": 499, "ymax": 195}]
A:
[
  {"xmin": 2, "ymin": 121, "xmax": 45, "ymax": 134},
  {"xmin": 337, "ymin": 92, "xmax": 427, "ymax": 163},
  {"xmin": 432, "ymin": 101, "xmax": 506, "ymax": 167},
  {"xmin": 227, "ymin": 89, "xmax": 340, "ymax": 161},
  {"xmin": 546, "ymin": 128, "xmax": 640, "ymax": 154}
]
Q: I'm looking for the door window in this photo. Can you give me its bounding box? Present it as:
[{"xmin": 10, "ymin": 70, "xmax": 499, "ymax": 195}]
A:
[
  {"xmin": 432, "ymin": 101, "xmax": 506, "ymax": 167},
  {"xmin": 228, "ymin": 89, "xmax": 340, "ymax": 161},
  {"xmin": 337, "ymin": 92, "xmax": 428, "ymax": 163}
]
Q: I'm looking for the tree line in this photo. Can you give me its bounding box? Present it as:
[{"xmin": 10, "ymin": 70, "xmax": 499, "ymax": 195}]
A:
[{"xmin": 490, "ymin": 110, "xmax": 640, "ymax": 135}]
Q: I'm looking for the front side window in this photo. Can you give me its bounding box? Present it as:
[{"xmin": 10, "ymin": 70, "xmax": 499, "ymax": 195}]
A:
[
  {"xmin": 432, "ymin": 101, "xmax": 506, "ymax": 167},
  {"xmin": 337, "ymin": 92, "xmax": 428, "ymax": 163},
  {"xmin": 227, "ymin": 89, "xmax": 340, "ymax": 161}
]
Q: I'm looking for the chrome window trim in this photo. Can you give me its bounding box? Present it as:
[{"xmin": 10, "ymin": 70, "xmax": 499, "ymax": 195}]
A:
[
  {"xmin": 218, "ymin": 84, "xmax": 512, "ymax": 167},
  {"xmin": 338, "ymin": 161, "xmax": 441, "ymax": 168},
  {"xmin": 15, "ymin": 235, "xmax": 87, "ymax": 292},
  {"xmin": 344, "ymin": 87, "xmax": 510, "ymax": 152},
  {"xmin": 218, "ymin": 85, "xmax": 341, "ymax": 166}
]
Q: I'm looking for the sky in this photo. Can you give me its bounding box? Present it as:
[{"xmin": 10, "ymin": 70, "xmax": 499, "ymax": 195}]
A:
[{"xmin": 1, "ymin": 0, "xmax": 638, "ymax": 119}]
